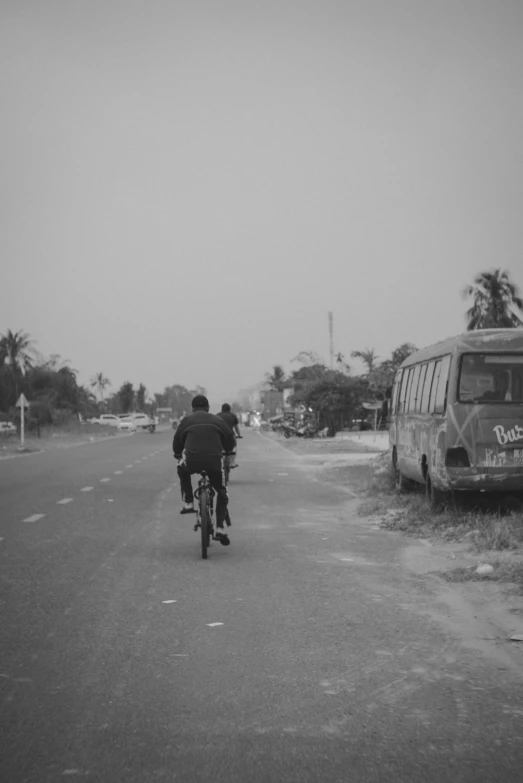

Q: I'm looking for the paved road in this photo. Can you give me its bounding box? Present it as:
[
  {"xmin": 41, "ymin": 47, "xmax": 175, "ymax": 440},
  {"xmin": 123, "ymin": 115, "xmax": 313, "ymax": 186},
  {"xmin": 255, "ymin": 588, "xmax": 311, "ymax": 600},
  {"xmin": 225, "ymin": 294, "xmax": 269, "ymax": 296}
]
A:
[{"xmin": 1, "ymin": 429, "xmax": 523, "ymax": 782}]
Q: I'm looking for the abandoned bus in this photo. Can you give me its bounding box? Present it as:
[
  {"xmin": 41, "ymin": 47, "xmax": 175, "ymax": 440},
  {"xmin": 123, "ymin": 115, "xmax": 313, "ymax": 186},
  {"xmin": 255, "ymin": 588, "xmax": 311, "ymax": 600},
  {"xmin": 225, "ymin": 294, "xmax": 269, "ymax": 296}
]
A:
[{"xmin": 389, "ymin": 329, "xmax": 523, "ymax": 506}]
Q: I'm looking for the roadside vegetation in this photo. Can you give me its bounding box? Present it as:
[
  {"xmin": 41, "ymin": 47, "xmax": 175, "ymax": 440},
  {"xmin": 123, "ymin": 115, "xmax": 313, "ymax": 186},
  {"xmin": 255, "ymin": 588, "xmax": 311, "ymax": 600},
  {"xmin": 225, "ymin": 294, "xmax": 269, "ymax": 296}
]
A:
[
  {"xmin": 356, "ymin": 453, "xmax": 523, "ymax": 591},
  {"xmin": 0, "ymin": 329, "xmax": 207, "ymax": 444}
]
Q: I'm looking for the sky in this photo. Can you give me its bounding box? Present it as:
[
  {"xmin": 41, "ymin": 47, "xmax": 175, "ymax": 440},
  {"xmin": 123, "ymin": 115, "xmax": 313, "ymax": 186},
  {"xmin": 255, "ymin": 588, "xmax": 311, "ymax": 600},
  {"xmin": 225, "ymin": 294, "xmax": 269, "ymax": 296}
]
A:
[{"xmin": 1, "ymin": 0, "xmax": 523, "ymax": 404}]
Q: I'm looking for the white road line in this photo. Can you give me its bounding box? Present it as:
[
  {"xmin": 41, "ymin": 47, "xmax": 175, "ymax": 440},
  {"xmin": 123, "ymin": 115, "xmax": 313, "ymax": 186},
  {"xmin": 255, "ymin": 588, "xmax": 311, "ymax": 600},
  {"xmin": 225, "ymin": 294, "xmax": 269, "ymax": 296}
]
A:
[
  {"xmin": 113, "ymin": 470, "xmax": 123, "ymax": 475},
  {"xmin": 57, "ymin": 498, "xmax": 73, "ymax": 505},
  {"xmin": 23, "ymin": 514, "xmax": 46, "ymax": 523},
  {"xmin": 81, "ymin": 487, "xmax": 93, "ymax": 492},
  {"xmin": 100, "ymin": 478, "xmax": 111, "ymax": 483},
  {"xmin": 125, "ymin": 465, "xmax": 134, "ymax": 468}
]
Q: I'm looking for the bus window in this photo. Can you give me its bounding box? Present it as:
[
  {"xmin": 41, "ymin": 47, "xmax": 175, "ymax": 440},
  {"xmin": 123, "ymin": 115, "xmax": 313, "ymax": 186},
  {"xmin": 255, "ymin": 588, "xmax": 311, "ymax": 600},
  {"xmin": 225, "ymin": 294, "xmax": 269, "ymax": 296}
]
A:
[
  {"xmin": 434, "ymin": 355, "xmax": 451, "ymax": 414},
  {"xmin": 398, "ymin": 369, "xmax": 410, "ymax": 413},
  {"xmin": 407, "ymin": 365, "xmax": 421, "ymax": 412},
  {"xmin": 415, "ymin": 364, "xmax": 428, "ymax": 412},
  {"xmin": 400, "ymin": 367, "xmax": 412, "ymax": 413},
  {"xmin": 421, "ymin": 361, "xmax": 436, "ymax": 413},
  {"xmin": 392, "ymin": 371, "xmax": 402, "ymax": 413},
  {"xmin": 429, "ymin": 360, "xmax": 442, "ymax": 413},
  {"xmin": 458, "ymin": 353, "xmax": 523, "ymax": 403}
]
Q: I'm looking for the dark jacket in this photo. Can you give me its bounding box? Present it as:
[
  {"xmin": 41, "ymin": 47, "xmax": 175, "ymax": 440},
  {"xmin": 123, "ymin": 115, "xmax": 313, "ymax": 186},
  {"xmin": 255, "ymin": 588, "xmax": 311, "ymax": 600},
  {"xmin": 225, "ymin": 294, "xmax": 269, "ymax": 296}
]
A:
[
  {"xmin": 173, "ymin": 410, "xmax": 236, "ymax": 459},
  {"xmin": 217, "ymin": 410, "xmax": 239, "ymax": 431}
]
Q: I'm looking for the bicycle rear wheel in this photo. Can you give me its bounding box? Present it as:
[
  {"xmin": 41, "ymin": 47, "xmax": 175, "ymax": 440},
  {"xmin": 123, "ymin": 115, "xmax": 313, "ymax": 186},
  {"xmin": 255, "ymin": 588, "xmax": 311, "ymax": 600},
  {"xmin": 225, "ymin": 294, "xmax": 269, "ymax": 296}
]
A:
[{"xmin": 200, "ymin": 488, "xmax": 210, "ymax": 559}]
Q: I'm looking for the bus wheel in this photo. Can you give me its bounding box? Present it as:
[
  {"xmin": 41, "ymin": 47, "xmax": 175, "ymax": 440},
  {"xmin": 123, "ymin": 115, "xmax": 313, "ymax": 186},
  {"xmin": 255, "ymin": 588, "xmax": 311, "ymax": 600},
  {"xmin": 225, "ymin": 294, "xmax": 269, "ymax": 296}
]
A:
[{"xmin": 425, "ymin": 472, "xmax": 447, "ymax": 509}]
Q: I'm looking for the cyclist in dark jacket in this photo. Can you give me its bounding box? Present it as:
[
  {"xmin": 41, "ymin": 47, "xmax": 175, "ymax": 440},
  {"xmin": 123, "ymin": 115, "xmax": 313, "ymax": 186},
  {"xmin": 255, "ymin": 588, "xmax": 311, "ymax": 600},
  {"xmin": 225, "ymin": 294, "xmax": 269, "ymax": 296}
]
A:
[
  {"xmin": 173, "ymin": 395, "xmax": 236, "ymax": 545},
  {"xmin": 217, "ymin": 403, "xmax": 241, "ymax": 467}
]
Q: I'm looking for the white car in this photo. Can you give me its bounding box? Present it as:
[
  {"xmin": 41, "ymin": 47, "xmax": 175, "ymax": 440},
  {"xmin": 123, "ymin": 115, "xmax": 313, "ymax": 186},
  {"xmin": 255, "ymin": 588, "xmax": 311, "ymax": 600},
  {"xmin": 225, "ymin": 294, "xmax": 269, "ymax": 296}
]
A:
[
  {"xmin": 133, "ymin": 413, "xmax": 153, "ymax": 430},
  {"xmin": 0, "ymin": 422, "xmax": 17, "ymax": 435},
  {"xmin": 96, "ymin": 414, "xmax": 120, "ymax": 427},
  {"xmin": 117, "ymin": 415, "xmax": 137, "ymax": 432}
]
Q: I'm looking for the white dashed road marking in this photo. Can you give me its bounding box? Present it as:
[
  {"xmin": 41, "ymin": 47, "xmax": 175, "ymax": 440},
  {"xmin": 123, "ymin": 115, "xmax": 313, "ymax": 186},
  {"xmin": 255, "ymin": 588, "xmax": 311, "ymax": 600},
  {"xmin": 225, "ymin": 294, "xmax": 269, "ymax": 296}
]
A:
[
  {"xmin": 207, "ymin": 623, "xmax": 224, "ymax": 627},
  {"xmin": 81, "ymin": 487, "xmax": 93, "ymax": 492},
  {"xmin": 57, "ymin": 498, "xmax": 73, "ymax": 505},
  {"xmin": 100, "ymin": 478, "xmax": 111, "ymax": 483},
  {"xmin": 113, "ymin": 470, "xmax": 123, "ymax": 475},
  {"xmin": 23, "ymin": 514, "xmax": 45, "ymax": 523},
  {"xmin": 125, "ymin": 465, "xmax": 134, "ymax": 468}
]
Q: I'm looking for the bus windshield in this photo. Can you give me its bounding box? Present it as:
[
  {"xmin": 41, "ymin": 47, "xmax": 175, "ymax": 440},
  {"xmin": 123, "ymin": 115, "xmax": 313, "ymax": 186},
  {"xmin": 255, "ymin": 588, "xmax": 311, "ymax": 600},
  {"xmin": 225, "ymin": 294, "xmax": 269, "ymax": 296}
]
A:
[{"xmin": 459, "ymin": 354, "xmax": 523, "ymax": 404}]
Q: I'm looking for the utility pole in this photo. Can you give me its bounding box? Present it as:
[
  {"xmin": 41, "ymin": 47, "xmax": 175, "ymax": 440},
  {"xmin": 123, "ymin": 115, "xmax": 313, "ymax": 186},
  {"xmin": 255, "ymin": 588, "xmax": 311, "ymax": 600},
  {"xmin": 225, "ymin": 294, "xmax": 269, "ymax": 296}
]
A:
[{"xmin": 328, "ymin": 311, "xmax": 334, "ymax": 369}]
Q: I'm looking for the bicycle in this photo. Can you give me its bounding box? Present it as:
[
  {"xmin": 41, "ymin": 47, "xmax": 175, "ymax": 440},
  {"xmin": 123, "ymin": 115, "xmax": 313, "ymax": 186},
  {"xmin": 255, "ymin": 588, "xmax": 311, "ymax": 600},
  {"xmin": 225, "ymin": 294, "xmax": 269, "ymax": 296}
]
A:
[
  {"xmin": 193, "ymin": 471, "xmax": 215, "ymax": 559},
  {"xmin": 193, "ymin": 469, "xmax": 232, "ymax": 559},
  {"xmin": 223, "ymin": 452, "xmax": 235, "ymax": 486},
  {"xmin": 223, "ymin": 436, "xmax": 242, "ymax": 486}
]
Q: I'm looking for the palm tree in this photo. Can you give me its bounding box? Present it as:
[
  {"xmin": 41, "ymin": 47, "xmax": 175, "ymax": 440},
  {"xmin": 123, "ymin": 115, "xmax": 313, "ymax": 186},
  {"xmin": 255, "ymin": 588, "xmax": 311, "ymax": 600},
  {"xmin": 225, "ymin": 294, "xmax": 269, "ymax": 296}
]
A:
[
  {"xmin": 90, "ymin": 372, "xmax": 111, "ymax": 406},
  {"xmin": 351, "ymin": 348, "xmax": 377, "ymax": 373},
  {"xmin": 0, "ymin": 329, "xmax": 35, "ymax": 397},
  {"xmin": 463, "ymin": 269, "xmax": 523, "ymax": 330},
  {"xmin": 265, "ymin": 364, "xmax": 287, "ymax": 391}
]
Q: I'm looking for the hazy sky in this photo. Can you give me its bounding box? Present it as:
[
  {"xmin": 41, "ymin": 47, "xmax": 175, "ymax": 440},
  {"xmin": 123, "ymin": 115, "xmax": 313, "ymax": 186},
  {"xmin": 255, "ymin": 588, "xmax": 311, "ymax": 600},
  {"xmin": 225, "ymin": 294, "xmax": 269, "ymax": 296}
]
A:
[{"xmin": 2, "ymin": 0, "xmax": 522, "ymax": 403}]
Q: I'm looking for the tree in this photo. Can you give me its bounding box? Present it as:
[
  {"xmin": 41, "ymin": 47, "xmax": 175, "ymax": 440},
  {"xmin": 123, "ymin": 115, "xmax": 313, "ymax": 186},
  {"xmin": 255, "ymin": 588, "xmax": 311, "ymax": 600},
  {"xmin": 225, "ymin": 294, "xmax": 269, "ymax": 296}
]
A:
[
  {"xmin": 136, "ymin": 383, "xmax": 147, "ymax": 411},
  {"xmin": 291, "ymin": 350, "xmax": 325, "ymax": 367},
  {"xmin": 350, "ymin": 348, "xmax": 377, "ymax": 373},
  {"xmin": 265, "ymin": 365, "xmax": 287, "ymax": 391},
  {"xmin": 335, "ymin": 352, "xmax": 351, "ymax": 374},
  {"xmin": 366, "ymin": 343, "xmax": 418, "ymax": 400},
  {"xmin": 0, "ymin": 329, "xmax": 35, "ymax": 398},
  {"xmin": 118, "ymin": 382, "xmax": 134, "ymax": 413},
  {"xmin": 463, "ymin": 269, "xmax": 523, "ymax": 330},
  {"xmin": 154, "ymin": 384, "xmax": 197, "ymax": 418},
  {"xmin": 90, "ymin": 372, "xmax": 111, "ymax": 405},
  {"xmin": 391, "ymin": 343, "xmax": 418, "ymax": 368},
  {"xmin": 301, "ymin": 375, "xmax": 370, "ymax": 435}
]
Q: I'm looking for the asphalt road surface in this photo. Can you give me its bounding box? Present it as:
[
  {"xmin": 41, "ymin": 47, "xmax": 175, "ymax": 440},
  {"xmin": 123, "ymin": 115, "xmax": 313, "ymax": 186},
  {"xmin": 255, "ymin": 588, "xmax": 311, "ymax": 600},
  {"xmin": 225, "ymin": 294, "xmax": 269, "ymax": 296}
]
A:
[{"xmin": 1, "ymin": 429, "xmax": 523, "ymax": 782}]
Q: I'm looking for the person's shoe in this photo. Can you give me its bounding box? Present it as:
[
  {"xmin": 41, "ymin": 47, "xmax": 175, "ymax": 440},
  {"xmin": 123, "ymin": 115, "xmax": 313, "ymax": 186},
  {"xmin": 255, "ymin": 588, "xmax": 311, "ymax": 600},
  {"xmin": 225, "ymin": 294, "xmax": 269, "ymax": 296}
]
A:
[
  {"xmin": 215, "ymin": 528, "xmax": 231, "ymax": 546},
  {"xmin": 180, "ymin": 503, "xmax": 196, "ymax": 515},
  {"xmin": 230, "ymin": 463, "xmax": 238, "ymax": 469}
]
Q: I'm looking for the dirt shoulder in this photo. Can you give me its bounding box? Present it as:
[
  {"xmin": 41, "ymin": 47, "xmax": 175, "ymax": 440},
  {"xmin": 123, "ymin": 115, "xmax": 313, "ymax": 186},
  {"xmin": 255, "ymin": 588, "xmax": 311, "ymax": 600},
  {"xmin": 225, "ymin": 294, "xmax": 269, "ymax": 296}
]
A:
[
  {"xmin": 0, "ymin": 425, "xmax": 126, "ymax": 460},
  {"xmin": 269, "ymin": 431, "xmax": 523, "ymax": 648}
]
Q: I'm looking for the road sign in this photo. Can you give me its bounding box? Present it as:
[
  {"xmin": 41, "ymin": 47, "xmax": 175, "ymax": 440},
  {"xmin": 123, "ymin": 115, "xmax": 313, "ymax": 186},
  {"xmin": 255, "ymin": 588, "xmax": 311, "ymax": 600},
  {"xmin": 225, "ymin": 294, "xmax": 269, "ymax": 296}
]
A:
[{"xmin": 15, "ymin": 393, "xmax": 29, "ymax": 447}]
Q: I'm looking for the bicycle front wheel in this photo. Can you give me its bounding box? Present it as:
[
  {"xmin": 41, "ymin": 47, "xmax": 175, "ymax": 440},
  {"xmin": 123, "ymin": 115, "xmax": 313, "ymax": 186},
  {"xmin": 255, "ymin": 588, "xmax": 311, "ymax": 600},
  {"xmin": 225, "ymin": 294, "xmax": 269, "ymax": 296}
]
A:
[{"xmin": 200, "ymin": 489, "xmax": 210, "ymax": 559}]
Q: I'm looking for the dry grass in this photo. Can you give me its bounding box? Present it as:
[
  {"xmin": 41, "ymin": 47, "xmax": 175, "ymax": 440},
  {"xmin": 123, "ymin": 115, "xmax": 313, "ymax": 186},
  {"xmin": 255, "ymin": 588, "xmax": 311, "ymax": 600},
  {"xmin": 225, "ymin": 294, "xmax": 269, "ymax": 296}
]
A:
[
  {"xmin": 442, "ymin": 560, "xmax": 523, "ymax": 591},
  {"xmin": 348, "ymin": 456, "xmax": 523, "ymax": 554}
]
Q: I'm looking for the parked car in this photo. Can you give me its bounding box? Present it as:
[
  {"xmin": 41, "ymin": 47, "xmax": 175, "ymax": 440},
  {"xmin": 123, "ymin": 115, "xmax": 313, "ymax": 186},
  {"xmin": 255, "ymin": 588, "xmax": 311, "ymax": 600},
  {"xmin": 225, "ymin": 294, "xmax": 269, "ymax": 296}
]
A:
[
  {"xmin": 133, "ymin": 413, "xmax": 153, "ymax": 430},
  {"xmin": 96, "ymin": 414, "xmax": 120, "ymax": 427},
  {"xmin": 0, "ymin": 421, "xmax": 17, "ymax": 435},
  {"xmin": 117, "ymin": 415, "xmax": 137, "ymax": 432}
]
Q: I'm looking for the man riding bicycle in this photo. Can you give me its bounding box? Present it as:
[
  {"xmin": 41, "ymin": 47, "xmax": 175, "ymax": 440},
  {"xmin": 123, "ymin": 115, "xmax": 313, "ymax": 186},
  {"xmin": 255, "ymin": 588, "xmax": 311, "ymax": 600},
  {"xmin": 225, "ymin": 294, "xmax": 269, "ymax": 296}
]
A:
[
  {"xmin": 173, "ymin": 395, "xmax": 236, "ymax": 546},
  {"xmin": 217, "ymin": 403, "xmax": 241, "ymax": 467}
]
